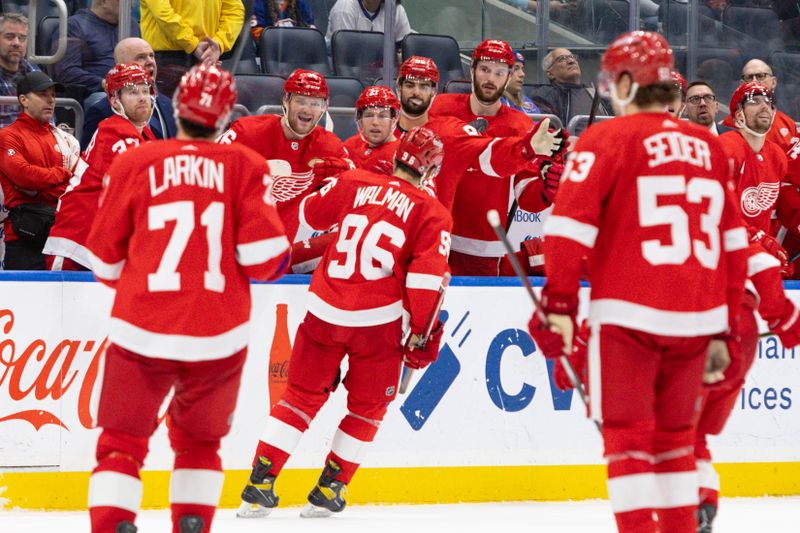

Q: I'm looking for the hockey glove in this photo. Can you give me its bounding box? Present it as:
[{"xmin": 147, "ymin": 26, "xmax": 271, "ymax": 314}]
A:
[
  {"xmin": 521, "ymin": 118, "xmax": 567, "ymax": 159},
  {"xmin": 768, "ymin": 299, "xmax": 800, "ymax": 348},
  {"xmin": 540, "ymin": 161, "xmax": 564, "ymax": 206},
  {"xmin": 553, "ymin": 320, "xmax": 589, "ymax": 391},
  {"xmin": 502, "ymin": 237, "xmax": 545, "ymax": 276},
  {"xmin": 751, "ymin": 229, "xmax": 793, "ymax": 277},
  {"xmin": 311, "ymin": 157, "xmax": 355, "ymax": 180},
  {"xmin": 403, "ymin": 320, "xmax": 445, "ymax": 370},
  {"xmin": 529, "ymin": 312, "xmax": 576, "ymax": 359}
]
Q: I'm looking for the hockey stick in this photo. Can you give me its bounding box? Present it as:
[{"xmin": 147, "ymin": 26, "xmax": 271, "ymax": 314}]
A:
[
  {"xmin": 486, "ymin": 210, "xmax": 595, "ymax": 422},
  {"xmin": 586, "ymin": 80, "xmax": 602, "ymax": 131},
  {"xmin": 399, "ymin": 272, "xmax": 451, "ymax": 395}
]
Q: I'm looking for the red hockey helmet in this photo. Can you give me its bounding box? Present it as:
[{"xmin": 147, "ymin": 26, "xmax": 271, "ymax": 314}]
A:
[
  {"xmin": 601, "ymin": 31, "xmax": 674, "ymax": 87},
  {"xmin": 472, "ymin": 39, "xmax": 515, "ymax": 67},
  {"xmin": 356, "ymin": 85, "xmax": 400, "ymax": 114},
  {"xmin": 174, "ymin": 64, "xmax": 237, "ymax": 130},
  {"xmin": 398, "ymin": 56, "xmax": 440, "ymax": 86},
  {"xmin": 723, "ymin": 81, "xmax": 775, "ymax": 127},
  {"xmin": 395, "ymin": 126, "xmax": 444, "ymax": 185},
  {"xmin": 105, "ymin": 63, "xmax": 153, "ymax": 99},
  {"xmin": 284, "ymin": 69, "xmax": 329, "ymax": 99},
  {"xmin": 670, "ymin": 71, "xmax": 687, "ymax": 94}
]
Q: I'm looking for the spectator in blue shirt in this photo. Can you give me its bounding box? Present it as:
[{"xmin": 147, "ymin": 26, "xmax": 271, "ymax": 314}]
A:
[
  {"xmin": 250, "ymin": 0, "xmax": 315, "ymax": 45},
  {"xmin": 0, "ymin": 13, "xmax": 39, "ymax": 128},
  {"xmin": 50, "ymin": 0, "xmax": 134, "ymax": 100},
  {"xmin": 500, "ymin": 50, "xmax": 541, "ymax": 115}
]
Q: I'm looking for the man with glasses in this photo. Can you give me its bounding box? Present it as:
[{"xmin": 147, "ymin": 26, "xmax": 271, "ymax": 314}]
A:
[
  {"xmin": 536, "ymin": 47, "xmax": 612, "ymax": 128},
  {"xmin": 684, "ymin": 81, "xmax": 720, "ymax": 134},
  {"xmin": 740, "ymin": 59, "xmax": 798, "ymax": 151},
  {"xmin": 217, "ymin": 69, "xmax": 349, "ymax": 242}
]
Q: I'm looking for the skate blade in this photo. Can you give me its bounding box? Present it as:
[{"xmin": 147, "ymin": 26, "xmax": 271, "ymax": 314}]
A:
[
  {"xmin": 299, "ymin": 503, "xmax": 333, "ymax": 518},
  {"xmin": 236, "ymin": 500, "xmax": 273, "ymax": 518}
]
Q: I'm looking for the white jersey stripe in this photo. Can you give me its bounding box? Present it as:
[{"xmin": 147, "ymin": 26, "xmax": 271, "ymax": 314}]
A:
[
  {"xmin": 236, "ymin": 236, "xmax": 290, "ymax": 266},
  {"xmin": 478, "ymin": 139, "xmax": 502, "ymax": 178},
  {"xmin": 406, "ymin": 272, "xmax": 443, "ymax": 291},
  {"xmin": 747, "ymin": 251, "xmax": 781, "ymax": 277},
  {"xmin": 607, "ymin": 472, "xmax": 657, "ymax": 513},
  {"xmin": 42, "ymin": 236, "xmax": 92, "ymax": 269},
  {"xmin": 544, "ymin": 215, "xmax": 599, "ymax": 248},
  {"xmin": 87, "ymin": 251, "xmax": 126, "ymax": 281},
  {"xmin": 723, "ymin": 227, "xmax": 748, "ymax": 251},
  {"xmin": 654, "ymin": 471, "xmax": 699, "ymax": 509},
  {"xmin": 589, "ymin": 299, "xmax": 727, "ymax": 336},
  {"xmin": 306, "ymin": 292, "xmax": 402, "ymax": 327},
  {"xmin": 696, "ymin": 459, "xmax": 720, "ymax": 492},
  {"xmin": 108, "ymin": 318, "xmax": 249, "ymax": 361},
  {"xmin": 331, "ymin": 428, "xmax": 370, "ymax": 465},
  {"xmin": 450, "ymin": 234, "xmax": 505, "ymax": 257}
]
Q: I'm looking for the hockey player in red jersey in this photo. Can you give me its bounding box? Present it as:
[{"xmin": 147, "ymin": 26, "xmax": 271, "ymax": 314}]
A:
[
  {"xmin": 429, "ymin": 39, "xmax": 562, "ymax": 275},
  {"xmin": 43, "ymin": 64, "xmax": 157, "ymax": 270},
  {"xmin": 217, "ymin": 68, "xmax": 349, "ymax": 241},
  {"xmin": 395, "ymin": 56, "xmax": 566, "ymax": 216},
  {"xmin": 238, "ymin": 127, "xmax": 452, "ymax": 519},
  {"xmin": 343, "ymin": 85, "xmax": 401, "ymax": 174},
  {"xmin": 85, "ymin": 65, "xmax": 290, "ymax": 533},
  {"xmin": 718, "ymin": 83, "xmax": 791, "ymax": 276},
  {"xmin": 528, "ymin": 32, "xmax": 748, "ymax": 533}
]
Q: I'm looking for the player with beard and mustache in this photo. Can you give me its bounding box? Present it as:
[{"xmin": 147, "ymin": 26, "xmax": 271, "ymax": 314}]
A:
[{"xmin": 426, "ymin": 39, "xmax": 564, "ymax": 275}]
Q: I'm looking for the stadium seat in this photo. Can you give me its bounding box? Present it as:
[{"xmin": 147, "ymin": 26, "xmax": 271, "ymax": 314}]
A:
[
  {"xmin": 401, "ymin": 33, "xmax": 465, "ymax": 88},
  {"xmin": 36, "ymin": 15, "xmax": 58, "ymax": 58},
  {"xmin": 259, "ymin": 26, "xmax": 332, "ymax": 76},
  {"xmin": 769, "ymin": 51, "xmax": 800, "ymax": 113},
  {"xmin": 724, "ymin": 6, "xmax": 784, "ymax": 51},
  {"xmin": 220, "ymin": 56, "xmax": 261, "ymax": 74},
  {"xmin": 586, "ymin": 0, "xmax": 629, "ymax": 44},
  {"xmin": 325, "ymin": 76, "xmax": 365, "ymax": 107},
  {"xmin": 331, "ymin": 30, "xmax": 387, "ymax": 84},
  {"xmin": 443, "ymin": 79, "xmax": 471, "ymax": 94},
  {"xmin": 235, "ymin": 73, "xmax": 285, "ymax": 112},
  {"xmin": 306, "ymin": 0, "xmax": 334, "ymax": 38}
]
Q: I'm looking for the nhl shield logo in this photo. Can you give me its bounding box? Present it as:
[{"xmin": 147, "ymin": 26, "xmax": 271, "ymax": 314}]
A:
[
  {"xmin": 291, "ymin": 141, "xmax": 299, "ymax": 150},
  {"xmin": 7, "ymin": 149, "xmax": 14, "ymax": 156},
  {"xmin": 385, "ymin": 385, "xmax": 395, "ymax": 396}
]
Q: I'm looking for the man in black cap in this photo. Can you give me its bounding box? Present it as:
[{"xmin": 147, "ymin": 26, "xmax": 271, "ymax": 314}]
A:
[{"xmin": 0, "ymin": 71, "xmax": 79, "ymax": 269}]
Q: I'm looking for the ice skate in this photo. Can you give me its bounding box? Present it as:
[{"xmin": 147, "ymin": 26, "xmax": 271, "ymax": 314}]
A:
[
  {"xmin": 178, "ymin": 515, "xmax": 204, "ymax": 533},
  {"xmin": 115, "ymin": 522, "xmax": 137, "ymax": 533},
  {"xmin": 237, "ymin": 456, "xmax": 279, "ymax": 518},
  {"xmin": 300, "ymin": 459, "xmax": 348, "ymax": 518},
  {"xmin": 697, "ymin": 502, "xmax": 717, "ymax": 533}
]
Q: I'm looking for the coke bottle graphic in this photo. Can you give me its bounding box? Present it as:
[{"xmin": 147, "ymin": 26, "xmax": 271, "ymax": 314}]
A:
[{"xmin": 268, "ymin": 303, "xmax": 292, "ymax": 411}]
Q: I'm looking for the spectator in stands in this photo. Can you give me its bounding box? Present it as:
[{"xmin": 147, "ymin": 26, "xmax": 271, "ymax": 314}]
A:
[
  {"xmin": 81, "ymin": 37, "xmax": 176, "ymax": 148},
  {"xmin": 0, "ymin": 72, "xmax": 79, "ymax": 270},
  {"xmin": 684, "ymin": 81, "xmax": 720, "ymax": 134},
  {"xmin": 251, "ymin": 0, "xmax": 315, "ymax": 44},
  {"xmin": 536, "ymin": 47, "xmax": 612, "ymax": 129},
  {"xmin": 0, "ymin": 13, "xmax": 40, "ymax": 128},
  {"xmin": 50, "ymin": 0, "xmax": 127, "ymax": 100},
  {"xmin": 325, "ymin": 0, "xmax": 411, "ymax": 44},
  {"xmin": 140, "ymin": 0, "xmax": 244, "ymax": 96},
  {"xmin": 500, "ymin": 50, "xmax": 541, "ymax": 115},
  {"xmin": 741, "ymin": 58, "xmax": 798, "ymax": 152}
]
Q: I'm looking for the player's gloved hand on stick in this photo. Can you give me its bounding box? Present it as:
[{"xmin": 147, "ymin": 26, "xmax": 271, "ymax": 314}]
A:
[
  {"xmin": 522, "ymin": 118, "xmax": 567, "ymax": 159},
  {"xmin": 769, "ymin": 299, "xmax": 800, "ymax": 348},
  {"xmin": 403, "ymin": 320, "xmax": 444, "ymax": 370},
  {"xmin": 529, "ymin": 313, "xmax": 576, "ymax": 359},
  {"xmin": 553, "ymin": 320, "xmax": 589, "ymax": 391},
  {"xmin": 540, "ymin": 161, "xmax": 564, "ymax": 206},
  {"xmin": 311, "ymin": 157, "xmax": 355, "ymax": 180},
  {"xmin": 750, "ymin": 229, "xmax": 794, "ymax": 277}
]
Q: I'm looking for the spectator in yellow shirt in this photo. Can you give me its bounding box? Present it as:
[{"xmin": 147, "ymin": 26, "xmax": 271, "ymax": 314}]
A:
[{"xmin": 140, "ymin": 0, "xmax": 244, "ymax": 95}]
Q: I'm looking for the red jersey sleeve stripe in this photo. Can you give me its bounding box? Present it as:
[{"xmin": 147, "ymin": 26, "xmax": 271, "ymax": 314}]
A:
[
  {"xmin": 723, "ymin": 227, "xmax": 748, "ymax": 251},
  {"xmin": 748, "ymin": 251, "xmax": 781, "ymax": 276},
  {"xmin": 545, "ymin": 215, "xmax": 599, "ymax": 248},
  {"xmin": 406, "ymin": 272, "xmax": 444, "ymax": 291},
  {"xmin": 236, "ymin": 236, "xmax": 290, "ymax": 266},
  {"xmin": 87, "ymin": 251, "xmax": 126, "ymax": 280}
]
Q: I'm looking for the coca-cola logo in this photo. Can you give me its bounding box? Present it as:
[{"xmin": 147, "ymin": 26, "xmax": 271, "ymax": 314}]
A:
[
  {"xmin": 0, "ymin": 308, "xmax": 106, "ymax": 431},
  {"xmin": 270, "ymin": 360, "xmax": 289, "ymax": 381}
]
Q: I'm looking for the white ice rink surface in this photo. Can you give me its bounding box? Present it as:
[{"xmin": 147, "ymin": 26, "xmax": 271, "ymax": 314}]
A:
[{"xmin": 1, "ymin": 498, "xmax": 798, "ymax": 533}]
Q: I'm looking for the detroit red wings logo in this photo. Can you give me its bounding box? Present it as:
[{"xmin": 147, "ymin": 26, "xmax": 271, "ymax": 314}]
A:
[
  {"xmin": 741, "ymin": 181, "xmax": 780, "ymax": 217},
  {"xmin": 268, "ymin": 159, "xmax": 315, "ymax": 202}
]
